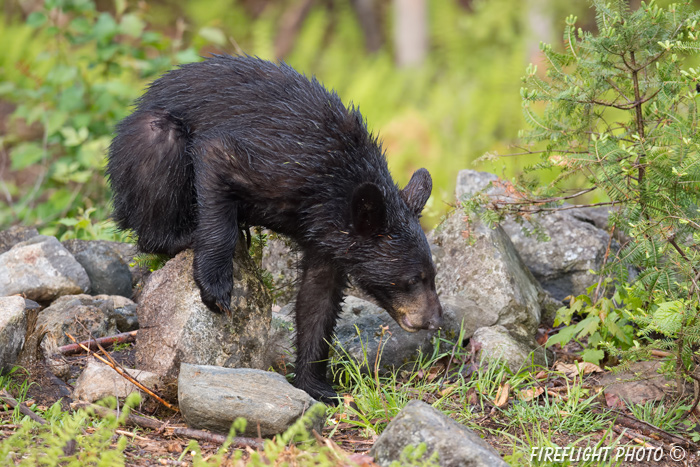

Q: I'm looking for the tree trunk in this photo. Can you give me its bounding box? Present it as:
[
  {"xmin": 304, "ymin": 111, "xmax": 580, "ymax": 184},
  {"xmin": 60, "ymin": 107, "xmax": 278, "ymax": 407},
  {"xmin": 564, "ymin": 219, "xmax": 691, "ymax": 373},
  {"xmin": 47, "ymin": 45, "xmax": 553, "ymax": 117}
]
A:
[{"xmin": 393, "ymin": 0, "xmax": 427, "ymax": 67}]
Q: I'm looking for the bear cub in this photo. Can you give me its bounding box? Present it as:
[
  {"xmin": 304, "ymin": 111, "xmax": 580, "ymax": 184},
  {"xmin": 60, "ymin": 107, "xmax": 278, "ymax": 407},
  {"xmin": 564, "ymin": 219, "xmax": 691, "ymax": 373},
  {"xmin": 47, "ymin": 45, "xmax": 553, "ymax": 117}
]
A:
[{"xmin": 107, "ymin": 55, "xmax": 442, "ymax": 403}]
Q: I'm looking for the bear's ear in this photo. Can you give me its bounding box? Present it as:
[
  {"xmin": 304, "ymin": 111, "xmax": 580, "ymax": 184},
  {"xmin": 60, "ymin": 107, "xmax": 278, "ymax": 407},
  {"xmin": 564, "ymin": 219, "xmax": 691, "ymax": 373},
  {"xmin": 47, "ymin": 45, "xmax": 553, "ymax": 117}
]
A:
[
  {"xmin": 351, "ymin": 182, "xmax": 386, "ymax": 237},
  {"xmin": 400, "ymin": 168, "xmax": 432, "ymax": 215}
]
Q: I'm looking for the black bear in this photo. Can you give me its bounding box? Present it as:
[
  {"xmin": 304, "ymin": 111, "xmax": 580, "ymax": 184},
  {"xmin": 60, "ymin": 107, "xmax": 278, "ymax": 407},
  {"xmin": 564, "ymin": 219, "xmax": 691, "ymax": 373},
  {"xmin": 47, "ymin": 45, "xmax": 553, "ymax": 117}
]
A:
[{"xmin": 107, "ymin": 55, "xmax": 442, "ymax": 403}]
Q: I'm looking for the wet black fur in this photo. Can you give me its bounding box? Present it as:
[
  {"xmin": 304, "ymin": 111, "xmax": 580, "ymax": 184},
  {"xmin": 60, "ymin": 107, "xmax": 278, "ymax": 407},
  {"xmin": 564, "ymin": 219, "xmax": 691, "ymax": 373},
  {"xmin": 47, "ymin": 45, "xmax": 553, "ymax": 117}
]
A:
[{"xmin": 107, "ymin": 55, "xmax": 442, "ymax": 403}]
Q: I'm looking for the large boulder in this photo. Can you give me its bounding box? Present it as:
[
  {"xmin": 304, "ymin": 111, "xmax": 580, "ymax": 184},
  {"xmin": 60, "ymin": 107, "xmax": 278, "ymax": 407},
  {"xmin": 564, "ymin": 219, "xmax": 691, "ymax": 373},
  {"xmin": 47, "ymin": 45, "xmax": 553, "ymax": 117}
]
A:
[
  {"xmin": 430, "ymin": 211, "xmax": 541, "ymax": 338},
  {"xmin": 370, "ymin": 400, "xmax": 507, "ymax": 467},
  {"xmin": 455, "ymin": 169, "xmax": 612, "ymax": 301},
  {"xmin": 0, "ymin": 236, "xmax": 90, "ymax": 302},
  {"xmin": 62, "ymin": 240, "xmax": 133, "ymax": 297},
  {"xmin": 36, "ymin": 294, "xmax": 120, "ymax": 347},
  {"xmin": 178, "ymin": 364, "xmax": 321, "ymax": 437},
  {"xmin": 135, "ymin": 245, "xmax": 272, "ymax": 392},
  {"xmin": 0, "ymin": 296, "xmax": 37, "ymax": 372}
]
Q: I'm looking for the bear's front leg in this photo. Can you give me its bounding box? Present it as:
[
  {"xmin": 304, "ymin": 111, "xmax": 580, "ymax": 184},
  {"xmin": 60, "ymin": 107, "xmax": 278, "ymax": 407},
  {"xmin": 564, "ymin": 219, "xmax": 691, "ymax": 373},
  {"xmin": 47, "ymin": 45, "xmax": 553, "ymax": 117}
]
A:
[
  {"xmin": 192, "ymin": 153, "xmax": 240, "ymax": 314},
  {"xmin": 293, "ymin": 255, "xmax": 345, "ymax": 404}
]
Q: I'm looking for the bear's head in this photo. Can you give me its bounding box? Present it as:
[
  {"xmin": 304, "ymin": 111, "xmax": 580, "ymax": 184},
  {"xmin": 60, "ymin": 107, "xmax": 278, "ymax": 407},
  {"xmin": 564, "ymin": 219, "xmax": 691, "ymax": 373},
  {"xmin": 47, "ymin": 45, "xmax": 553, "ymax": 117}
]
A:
[{"xmin": 346, "ymin": 168, "xmax": 443, "ymax": 332}]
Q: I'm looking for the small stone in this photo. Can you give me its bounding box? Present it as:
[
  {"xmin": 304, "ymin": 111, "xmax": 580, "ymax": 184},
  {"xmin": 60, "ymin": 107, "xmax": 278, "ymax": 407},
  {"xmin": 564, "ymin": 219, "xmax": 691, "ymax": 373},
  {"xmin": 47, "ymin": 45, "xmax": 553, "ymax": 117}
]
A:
[
  {"xmin": 470, "ymin": 325, "xmax": 552, "ymax": 371},
  {"xmin": 62, "ymin": 240, "xmax": 133, "ymax": 297},
  {"xmin": 370, "ymin": 400, "xmax": 507, "ymax": 467},
  {"xmin": 0, "ymin": 226, "xmax": 39, "ymax": 254},
  {"xmin": 0, "ymin": 236, "xmax": 90, "ymax": 302},
  {"xmin": 73, "ymin": 359, "xmax": 162, "ymax": 402},
  {"xmin": 37, "ymin": 294, "xmax": 119, "ymax": 347},
  {"xmin": 178, "ymin": 364, "xmax": 322, "ymax": 437},
  {"xmin": 0, "ymin": 296, "xmax": 30, "ymax": 372}
]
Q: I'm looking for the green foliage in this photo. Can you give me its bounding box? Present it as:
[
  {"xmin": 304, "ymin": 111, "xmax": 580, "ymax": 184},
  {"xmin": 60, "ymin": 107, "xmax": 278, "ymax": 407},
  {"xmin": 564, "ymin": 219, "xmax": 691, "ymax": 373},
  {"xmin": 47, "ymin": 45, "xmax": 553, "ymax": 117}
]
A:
[
  {"xmin": 547, "ymin": 281, "xmax": 635, "ymax": 364},
  {"xmin": 482, "ymin": 0, "xmax": 700, "ymax": 379},
  {"xmin": 129, "ymin": 252, "xmax": 169, "ymax": 272},
  {"xmin": 0, "ymin": 394, "xmax": 141, "ymax": 466},
  {"xmin": 0, "ymin": 0, "xmax": 197, "ymax": 232}
]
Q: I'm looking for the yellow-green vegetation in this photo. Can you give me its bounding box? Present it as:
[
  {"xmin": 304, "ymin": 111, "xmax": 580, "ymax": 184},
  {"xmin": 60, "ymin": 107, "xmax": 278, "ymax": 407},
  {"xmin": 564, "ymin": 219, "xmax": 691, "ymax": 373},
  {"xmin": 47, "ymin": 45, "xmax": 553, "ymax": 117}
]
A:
[{"xmin": 0, "ymin": 0, "xmax": 594, "ymax": 233}]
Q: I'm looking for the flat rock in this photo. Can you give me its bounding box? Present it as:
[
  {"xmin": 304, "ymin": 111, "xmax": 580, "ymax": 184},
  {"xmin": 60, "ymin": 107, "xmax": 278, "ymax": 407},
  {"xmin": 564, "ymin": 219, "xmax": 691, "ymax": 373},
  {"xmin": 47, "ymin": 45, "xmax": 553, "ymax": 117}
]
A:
[
  {"xmin": 36, "ymin": 294, "xmax": 119, "ymax": 347},
  {"xmin": 370, "ymin": 400, "xmax": 507, "ymax": 467},
  {"xmin": 430, "ymin": 211, "xmax": 541, "ymax": 338},
  {"xmin": 73, "ymin": 359, "xmax": 162, "ymax": 402},
  {"xmin": 599, "ymin": 361, "xmax": 671, "ymax": 405},
  {"xmin": 470, "ymin": 325, "xmax": 552, "ymax": 371},
  {"xmin": 0, "ymin": 296, "xmax": 32, "ymax": 371},
  {"xmin": 135, "ymin": 245, "xmax": 272, "ymax": 394},
  {"xmin": 62, "ymin": 239, "xmax": 133, "ymax": 297},
  {"xmin": 0, "ymin": 235, "xmax": 90, "ymax": 302},
  {"xmin": 178, "ymin": 364, "xmax": 321, "ymax": 437},
  {"xmin": 0, "ymin": 226, "xmax": 39, "ymax": 254}
]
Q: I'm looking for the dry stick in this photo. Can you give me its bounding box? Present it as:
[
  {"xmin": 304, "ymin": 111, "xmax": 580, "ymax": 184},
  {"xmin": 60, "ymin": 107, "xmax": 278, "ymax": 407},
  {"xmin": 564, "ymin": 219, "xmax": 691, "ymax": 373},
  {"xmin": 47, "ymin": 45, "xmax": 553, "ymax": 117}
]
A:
[
  {"xmin": 71, "ymin": 402, "xmax": 265, "ymax": 450},
  {"xmin": 64, "ymin": 332, "xmax": 178, "ymax": 412},
  {"xmin": 0, "ymin": 389, "xmax": 46, "ymax": 425},
  {"xmin": 607, "ymin": 409, "xmax": 697, "ymax": 449},
  {"xmin": 58, "ymin": 331, "xmax": 138, "ymax": 356}
]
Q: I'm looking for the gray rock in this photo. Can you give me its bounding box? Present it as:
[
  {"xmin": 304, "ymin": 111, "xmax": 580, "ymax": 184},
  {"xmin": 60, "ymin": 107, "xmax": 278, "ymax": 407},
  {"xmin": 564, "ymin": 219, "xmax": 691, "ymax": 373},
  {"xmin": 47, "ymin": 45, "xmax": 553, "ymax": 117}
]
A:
[
  {"xmin": 93, "ymin": 294, "xmax": 138, "ymax": 332},
  {"xmin": 36, "ymin": 294, "xmax": 120, "ymax": 347},
  {"xmin": 261, "ymin": 234, "xmax": 300, "ymax": 304},
  {"xmin": 0, "ymin": 226, "xmax": 39, "ymax": 254},
  {"xmin": 178, "ymin": 364, "xmax": 321, "ymax": 437},
  {"xmin": 333, "ymin": 296, "xmax": 437, "ymax": 374},
  {"xmin": 455, "ymin": 169, "xmax": 613, "ymax": 301},
  {"xmin": 430, "ymin": 211, "xmax": 541, "ymax": 338},
  {"xmin": 500, "ymin": 210, "xmax": 610, "ymax": 301},
  {"xmin": 0, "ymin": 296, "xmax": 30, "ymax": 372},
  {"xmin": 73, "ymin": 359, "xmax": 162, "ymax": 402},
  {"xmin": 455, "ymin": 169, "xmax": 508, "ymax": 202},
  {"xmin": 370, "ymin": 400, "xmax": 506, "ymax": 467},
  {"xmin": 599, "ymin": 361, "xmax": 669, "ymax": 405},
  {"xmin": 470, "ymin": 325, "xmax": 552, "ymax": 371},
  {"xmin": 0, "ymin": 236, "xmax": 90, "ymax": 302},
  {"xmin": 62, "ymin": 239, "xmax": 133, "ymax": 297},
  {"xmin": 135, "ymin": 245, "xmax": 272, "ymax": 391}
]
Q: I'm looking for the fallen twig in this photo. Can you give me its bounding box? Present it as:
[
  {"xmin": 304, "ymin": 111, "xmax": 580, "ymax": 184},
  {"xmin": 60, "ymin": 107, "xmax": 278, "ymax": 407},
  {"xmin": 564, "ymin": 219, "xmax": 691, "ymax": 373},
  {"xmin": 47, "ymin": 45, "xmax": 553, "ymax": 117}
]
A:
[
  {"xmin": 58, "ymin": 331, "xmax": 137, "ymax": 355},
  {"xmin": 64, "ymin": 331, "xmax": 177, "ymax": 412},
  {"xmin": 607, "ymin": 409, "xmax": 698, "ymax": 449},
  {"xmin": 72, "ymin": 401, "xmax": 265, "ymax": 450},
  {"xmin": 0, "ymin": 389, "xmax": 46, "ymax": 425},
  {"xmin": 171, "ymin": 427, "xmax": 264, "ymax": 450},
  {"xmin": 72, "ymin": 401, "xmax": 162, "ymax": 430}
]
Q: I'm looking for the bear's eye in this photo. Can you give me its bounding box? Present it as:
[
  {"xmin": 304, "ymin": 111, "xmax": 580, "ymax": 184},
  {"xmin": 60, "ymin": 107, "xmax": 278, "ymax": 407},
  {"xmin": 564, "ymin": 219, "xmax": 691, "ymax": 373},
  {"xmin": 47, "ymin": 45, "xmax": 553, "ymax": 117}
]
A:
[{"xmin": 406, "ymin": 276, "xmax": 420, "ymax": 288}]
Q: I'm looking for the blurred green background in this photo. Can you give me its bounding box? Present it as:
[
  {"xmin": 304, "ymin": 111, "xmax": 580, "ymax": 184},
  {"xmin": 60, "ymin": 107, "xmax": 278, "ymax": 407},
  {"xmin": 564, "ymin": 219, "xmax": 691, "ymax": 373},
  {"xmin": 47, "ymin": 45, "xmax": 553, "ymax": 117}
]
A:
[{"xmin": 0, "ymin": 0, "xmax": 694, "ymax": 236}]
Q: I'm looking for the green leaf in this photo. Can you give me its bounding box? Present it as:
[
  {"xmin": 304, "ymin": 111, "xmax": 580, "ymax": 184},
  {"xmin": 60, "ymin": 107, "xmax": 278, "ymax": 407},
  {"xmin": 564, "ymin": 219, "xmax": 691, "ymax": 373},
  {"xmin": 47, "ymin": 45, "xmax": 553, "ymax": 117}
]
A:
[
  {"xmin": 120, "ymin": 14, "xmax": 145, "ymax": 38},
  {"xmin": 10, "ymin": 142, "xmax": 45, "ymax": 170},
  {"xmin": 198, "ymin": 27, "xmax": 227, "ymax": 46},
  {"xmin": 581, "ymin": 348, "xmax": 604, "ymax": 364},
  {"xmin": 26, "ymin": 12, "xmax": 47, "ymax": 28}
]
